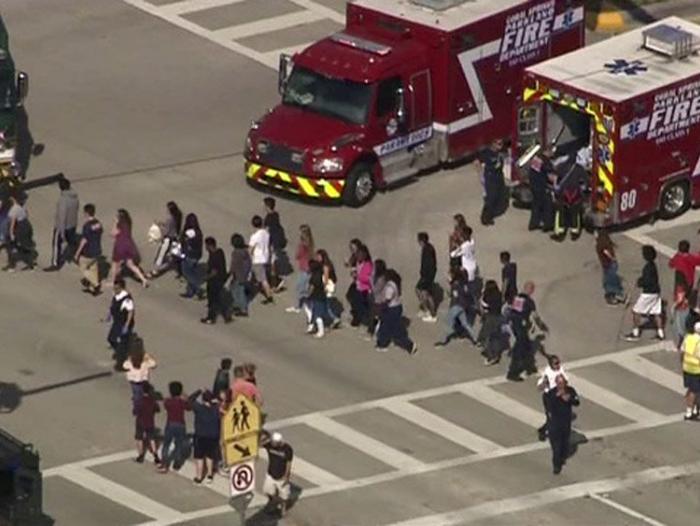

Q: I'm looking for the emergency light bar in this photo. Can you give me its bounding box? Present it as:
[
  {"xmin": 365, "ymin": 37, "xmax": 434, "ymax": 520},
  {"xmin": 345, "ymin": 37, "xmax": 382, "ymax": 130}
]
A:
[{"xmin": 330, "ymin": 33, "xmax": 392, "ymax": 56}]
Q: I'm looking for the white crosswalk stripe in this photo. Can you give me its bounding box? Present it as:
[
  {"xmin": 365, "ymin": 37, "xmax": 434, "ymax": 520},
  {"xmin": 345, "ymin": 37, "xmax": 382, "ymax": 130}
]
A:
[
  {"xmin": 160, "ymin": 0, "xmax": 247, "ymax": 16},
  {"xmin": 214, "ymin": 10, "xmax": 326, "ymax": 40},
  {"xmin": 615, "ymin": 354, "xmax": 685, "ymax": 395},
  {"xmin": 457, "ymin": 384, "xmax": 545, "ymax": 428}
]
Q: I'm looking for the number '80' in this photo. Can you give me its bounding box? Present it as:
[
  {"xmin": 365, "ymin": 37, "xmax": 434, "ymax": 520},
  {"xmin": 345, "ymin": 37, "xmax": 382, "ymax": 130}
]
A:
[{"xmin": 620, "ymin": 190, "xmax": 637, "ymax": 212}]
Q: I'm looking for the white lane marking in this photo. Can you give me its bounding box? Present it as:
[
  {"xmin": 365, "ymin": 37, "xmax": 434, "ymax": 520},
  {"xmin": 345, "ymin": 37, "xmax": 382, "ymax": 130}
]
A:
[
  {"xmin": 457, "ymin": 384, "xmax": 545, "ymax": 429},
  {"xmin": 589, "ymin": 493, "xmax": 668, "ymax": 526},
  {"xmin": 380, "ymin": 461, "xmax": 700, "ymax": 526},
  {"xmin": 615, "ymin": 354, "xmax": 685, "ymax": 395},
  {"xmin": 44, "ymin": 450, "xmax": 135, "ymax": 476},
  {"xmin": 160, "ymin": 0, "xmax": 246, "ymax": 16},
  {"xmin": 622, "ymin": 231, "xmax": 676, "ymax": 258},
  {"xmin": 304, "ymin": 414, "xmax": 425, "ymax": 471},
  {"xmin": 383, "ymin": 399, "xmax": 501, "ymax": 454},
  {"xmin": 121, "ymin": 0, "xmax": 276, "ymax": 68},
  {"xmin": 622, "ymin": 209, "xmax": 700, "ymax": 258},
  {"xmin": 567, "ymin": 373, "xmax": 663, "ymax": 422},
  {"xmin": 259, "ymin": 447, "xmax": 344, "ymax": 487},
  {"xmin": 264, "ymin": 41, "xmax": 316, "ymax": 62},
  {"xmin": 59, "ymin": 466, "xmax": 185, "ymax": 521},
  {"xmin": 214, "ymin": 10, "xmax": 325, "ymax": 40},
  {"xmin": 287, "ymin": 0, "xmax": 345, "ymax": 23}
]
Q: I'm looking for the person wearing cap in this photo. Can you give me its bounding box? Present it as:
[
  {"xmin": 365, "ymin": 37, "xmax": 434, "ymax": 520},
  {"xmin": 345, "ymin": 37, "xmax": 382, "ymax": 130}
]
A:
[
  {"xmin": 681, "ymin": 322, "xmax": 700, "ymax": 421},
  {"xmin": 261, "ymin": 430, "xmax": 293, "ymax": 517}
]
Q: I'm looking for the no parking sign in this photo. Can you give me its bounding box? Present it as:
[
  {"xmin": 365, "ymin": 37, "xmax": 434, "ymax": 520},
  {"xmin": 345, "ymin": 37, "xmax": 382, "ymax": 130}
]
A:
[{"xmin": 229, "ymin": 461, "xmax": 256, "ymax": 497}]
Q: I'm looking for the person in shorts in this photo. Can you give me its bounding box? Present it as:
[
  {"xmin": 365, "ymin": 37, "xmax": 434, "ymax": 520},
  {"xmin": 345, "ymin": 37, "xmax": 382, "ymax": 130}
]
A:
[
  {"xmin": 249, "ymin": 215, "xmax": 274, "ymax": 304},
  {"xmin": 134, "ymin": 382, "xmax": 160, "ymax": 464},
  {"xmin": 625, "ymin": 245, "xmax": 665, "ymax": 341},
  {"xmin": 189, "ymin": 389, "xmax": 220, "ymax": 484},
  {"xmin": 261, "ymin": 431, "xmax": 293, "ymax": 516}
]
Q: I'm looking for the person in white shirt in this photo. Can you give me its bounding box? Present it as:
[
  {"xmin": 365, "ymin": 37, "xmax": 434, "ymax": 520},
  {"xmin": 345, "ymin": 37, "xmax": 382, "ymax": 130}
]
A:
[
  {"xmin": 536, "ymin": 354, "xmax": 569, "ymax": 441},
  {"xmin": 449, "ymin": 225, "xmax": 478, "ymax": 284},
  {"xmin": 123, "ymin": 341, "xmax": 156, "ymax": 411},
  {"xmin": 249, "ymin": 215, "xmax": 273, "ymax": 304}
]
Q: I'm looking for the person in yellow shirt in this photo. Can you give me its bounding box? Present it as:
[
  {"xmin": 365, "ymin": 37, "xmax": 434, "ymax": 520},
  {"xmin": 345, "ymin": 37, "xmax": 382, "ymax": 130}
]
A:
[{"xmin": 681, "ymin": 322, "xmax": 700, "ymax": 421}]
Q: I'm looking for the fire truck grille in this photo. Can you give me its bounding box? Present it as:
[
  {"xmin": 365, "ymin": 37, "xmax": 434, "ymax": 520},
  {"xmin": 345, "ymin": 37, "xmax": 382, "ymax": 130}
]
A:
[{"xmin": 259, "ymin": 143, "xmax": 304, "ymax": 173}]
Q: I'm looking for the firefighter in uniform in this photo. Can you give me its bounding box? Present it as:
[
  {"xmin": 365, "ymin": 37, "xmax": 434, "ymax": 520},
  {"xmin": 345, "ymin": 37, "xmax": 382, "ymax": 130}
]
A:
[
  {"xmin": 478, "ymin": 139, "xmax": 506, "ymax": 226},
  {"xmin": 551, "ymin": 157, "xmax": 586, "ymax": 241},
  {"xmin": 528, "ymin": 147, "xmax": 554, "ymax": 232},
  {"xmin": 681, "ymin": 322, "xmax": 700, "ymax": 421},
  {"xmin": 548, "ymin": 374, "xmax": 580, "ymax": 474}
]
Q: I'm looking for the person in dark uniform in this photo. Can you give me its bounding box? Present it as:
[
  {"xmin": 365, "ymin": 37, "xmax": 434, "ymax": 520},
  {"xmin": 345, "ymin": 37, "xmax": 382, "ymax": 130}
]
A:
[
  {"xmin": 106, "ymin": 277, "xmax": 135, "ymax": 370},
  {"xmin": 201, "ymin": 237, "xmax": 231, "ymax": 324},
  {"xmin": 416, "ymin": 232, "xmax": 438, "ymax": 322},
  {"xmin": 551, "ymin": 158, "xmax": 586, "ymax": 241},
  {"xmin": 527, "ymin": 147, "xmax": 555, "ymax": 232},
  {"xmin": 548, "ymin": 375, "xmax": 580, "ymax": 474},
  {"xmin": 478, "ymin": 139, "xmax": 507, "ymax": 226},
  {"xmin": 507, "ymin": 281, "xmax": 548, "ymax": 381}
]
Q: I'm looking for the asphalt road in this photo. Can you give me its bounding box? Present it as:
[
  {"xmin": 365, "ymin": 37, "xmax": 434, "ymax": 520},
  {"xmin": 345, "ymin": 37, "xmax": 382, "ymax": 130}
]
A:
[{"xmin": 2, "ymin": 1, "xmax": 700, "ymax": 525}]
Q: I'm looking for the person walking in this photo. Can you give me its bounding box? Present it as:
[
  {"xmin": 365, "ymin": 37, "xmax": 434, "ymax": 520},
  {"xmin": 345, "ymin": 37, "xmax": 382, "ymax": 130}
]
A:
[
  {"xmin": 123, "ymin": 341, "xmax": 156, "ymax": 410},
  {"xmin": 249, "ymin": 215, "xmax": 274, "ymax": 304},
  {"xmin": 305, "ymin": 259, "xmax": 327, "ymax": 338},
  {"xmin": 45, "ymin": 177, "xmax": 79, "ymax": 271},
  {"xmin": 2, "ymin": 194, "xmax": 36, "ymax": 271},
  {"xmin": 158, "ymin": 381, "xmax": 190, "ymax": 473},
  {"xmin": 350, "ymin": 245, "xmax": 373, "ymax": 328},
  {"xmin": 111, "ymin": 209, "xmax": 148, "ymax": 287},
  {"xmin": 201, "ymin": 237, "xmax": 231, "ymax": 324},
  {"xmin": 449, "ymin": 214, "xmax": 468, "ymax": 268},
  {"xmin": 212, "ymin": 358, "xmax": 233, "ymax": 400},
  {"xmin": 672, "ymin": 284, "xmax": 691, "ymax": 352},
  {"xmin": 180, "ymin": 213, "xmax": 203, "ymax": 299},
  {"xmin": 450, "ymin": 225, "xmax": 478, "ymax": 289},
  {"xmin": 286, "ymin": 225, "xmax": 314, "ymax": 313},
  {"xmin": 189, "ymin": 390, "xmax": 220, "ymax": 484},
  {"xmin": 228, "ymin": 233, "xmax": 251, "ymax": 317},
  {"xmin": 478, "ymin": 280, "xmax": 506, "ymax": 366},
  {"xmin": 375, "ymin": 269, "xmax": 418, "ymax": 355},
  {"xmin": 625, "ymin": 245, "xmax": 665, "ymax": 341},
  {"xmin": 536, "ymin": 354, "xmax": 569, "ymax": 441},
  {"xmin": 316, "ymin": 249, "xmax": 341, "ymax": 329},
  {"xmin": 435, "ymin": 266, "xmax": 478, "ymax": 347},
  {"xmin": 344, "ymin": 238, "xmax": 363, "ymax": 307},
  {"xmin": 527, "ymin": 147, "xmax": 555, "ymax": 232},
  {"xmin": 74, "ymin": 203, "xmax": 103, "ymax": 296},
  {"xmin": 478, "ymin": 139, "xmax": 506, "ymax": 226},
  {"xmin": 416, "ymin": 232, "xmax": 438, "ymax": 323},
  {"xmin": 595, "ymin": 230, "xmax": 625, "ymax": 305},
  {"xmin": 133, "ymin": 382, "xmax": 160, "ymax": 465},
  {"xmin": 507, "ymin": 281, "xmax": 547, "ymax": 381},
  {"xmin": 367, "ymin": 258, "xmax": 388, "ymax": 339},
  {"xmin": 263, "ymin": 197, "xmax": 288, "ymax": 292},
  {"xmin": 261, "ymin": 431, "xmax": 294, "ymax": 517},
  {"xmin": 547, "ymin": 375, "xmax": 579, "ymax": 474},
  {"xmin": 106, "ymin": 277, "xmax": 135, "ymax": 371},
  {"xmin": 669, "ymin": 239, "xmax": 700, "ymax": 295},
  {"xmin": 500, "ymin": 251, "xmax": 518, "ymax": 305},
  {"xmin": 681, "ymin": 323, "xmax": 700, "ymax": 421},
  {"xmin": 147, "ymin": 201, "xmax": 183, "ymax": 279}
]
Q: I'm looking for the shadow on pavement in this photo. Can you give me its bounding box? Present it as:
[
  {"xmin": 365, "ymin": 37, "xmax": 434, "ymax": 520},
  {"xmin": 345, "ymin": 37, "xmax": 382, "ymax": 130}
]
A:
[
  {"xmin": 245, "ymin": 484, "xmax": 303, "ymax": 525},
  {"xmin": 0, "ymin": 372, "xmax": 113, "ymax": 413}
]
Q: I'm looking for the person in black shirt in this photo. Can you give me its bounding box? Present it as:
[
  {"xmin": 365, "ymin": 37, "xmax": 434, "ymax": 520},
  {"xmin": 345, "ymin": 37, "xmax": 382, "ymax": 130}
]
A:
[
  {"xmin": 548, "ymin": 375, "xmax": 580, "ymax": 474},
  {"xmin": 306, "ymin": 259, "xmax": 327, "ymax": 338},
  {"xmin": 527, "ymin": 148, "xmax": 555, "ymax": 232},
  {"xmin": 478, "ymin": 280, "xmax": 507, "ymax": 365},
  {"xmin": 261, "ymin": 431, "xmax": 294, "ymax": 516},
  {"xmin": 507, "ymin": 281, "xmax": 547, "ymax": 381},
  {"xmin": 263, "ymin": 197, "xmax": 288, "ymax": 292},
  {"xmin": 106, "ymin": 277, "xmax": 135, "ymax": 371},
  {"xmin": 74, "ymin": 203, "xmax": 103, "ymax": 296},
  {"xmin": 201, "ymin": 237, "xmax": 231, "ymax": 324},
  {"xmin": 180, "ymin": 213, "xmax": 203, "ymax": 299},
  {"xmin": 500, "ymin": 251, "xmax": 518, "ymax": 305},
  {"xmin": 625, "ymin": 245, "xmax": 664, "ymax": 341},
  {"xmin": 478, "ymin": 139, "xmax": 507, "ymax": 226},
  {"xmin": 416, "ymin": 232, "xmax": 438, "ymax": 322}
]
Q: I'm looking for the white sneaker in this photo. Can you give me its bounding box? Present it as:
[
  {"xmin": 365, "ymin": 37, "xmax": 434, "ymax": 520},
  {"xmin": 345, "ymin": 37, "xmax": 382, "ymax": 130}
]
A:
[
  {"xmin": 306, "ymin": 324, "xmax": 315, "ymax": 334},
  {"xmin": 416, "ymin": 310, "xmax": 427, "ymax": 318},
  {"xmin": 286, "ymin": 306, "xmax": 301, "ymax": 313},
  {"xmin": 421, "ymin": 315, "xmax": 438, "ymax": 323},
  {"xmin": 374, "ymin": 346, "xmax": 388, "ymax": 353}
]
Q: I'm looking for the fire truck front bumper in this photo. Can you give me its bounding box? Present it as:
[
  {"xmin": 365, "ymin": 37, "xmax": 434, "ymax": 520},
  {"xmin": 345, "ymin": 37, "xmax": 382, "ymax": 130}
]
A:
[{"xmin": 246, "ymin": 161, "xmax": 345, "ymax": 201}]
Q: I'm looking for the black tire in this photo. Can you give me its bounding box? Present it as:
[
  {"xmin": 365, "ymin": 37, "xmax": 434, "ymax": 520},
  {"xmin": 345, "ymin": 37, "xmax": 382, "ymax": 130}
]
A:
[
  {"xmin": 343, "ymin": 162, "xmax": 375, "ymax": 207},
  {"xmin": 659, "ymin": 180, "xmax": 690, "ymax": 219}
]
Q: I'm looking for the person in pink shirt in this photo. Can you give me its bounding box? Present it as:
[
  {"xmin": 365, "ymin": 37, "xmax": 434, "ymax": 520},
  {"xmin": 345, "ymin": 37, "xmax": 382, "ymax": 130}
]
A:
[
  {"xmin": 286, "ymin": 225, "xmax": 314, "ymax": 314},
  {"xmin": 230, "ymin": 365, "xmax": 263, "ymax": 405},
  {"xmin": 350, "ymin": 245, "xmax": 373, "ymax": 327}
]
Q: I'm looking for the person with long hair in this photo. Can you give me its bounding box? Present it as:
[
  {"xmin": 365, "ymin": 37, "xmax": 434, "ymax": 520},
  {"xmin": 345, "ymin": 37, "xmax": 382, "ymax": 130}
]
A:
[
  {"xmin": 229, "ymin": 233, "xmax": 251, "ymax": 316},
  {"xmin": 449, "ymin": 214, "xmax": 467, "ymax": 268},
  {"xmin": 375, "ymin": 268, "xmax": 418, "ymax": 355},
  {"xmin": 316, "ymin": 249, "xmax": 341, "ymax": 329},
  {"xmin": 367, "ymin": 258, "xmax": 388, "ymax": 338},
  {"xmin": 595, "ymin": 230, "xmax": 625, "ymax": 305},
  {"xmin": 111, "ymin": 208, "xmax": 148, "ymax": 287},
  {"xmin": 344, "ymin": 238, "xmax": 363, "ymax": 306},
  {"xmin": 435, "ymin": 266, "xmax": 478, "ymax": 347},
  {"xmin": 180, "ymin": 213, "xmax": 203, "ymax": 298},
  {"xmin": 306, "ymin": 259, "xmax": 328, "ymax": 338},
  {"xmin": 450, "ymin": 224, "xmax": 478, "ymax": 288},
  {"xmin": 286, "ymin": 224, "xmax": 314, "ymax": 313},
  {"xmin": 350, "ymin": 245, "xmax": 373, "ymax": 327},
  {"xmin": 123, "ymin": 341, "xmax": 157, "ymax": 410},
  {"xmin": 478, "ymin": 279, "xmax": 506, "ymax": 366},
  {"xmin": 147, "ymin": 201, "xmax": 183, "ymax": 279}
]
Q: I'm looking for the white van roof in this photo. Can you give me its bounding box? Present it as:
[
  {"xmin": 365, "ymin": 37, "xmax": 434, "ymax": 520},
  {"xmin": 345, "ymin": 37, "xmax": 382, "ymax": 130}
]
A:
[
  {"xmin": 351, "ymin": 0, "xmax": 530, "ymax": 32},
  {"xmin": 527, "ymin": 17, "xmax": 700, "ymax": 103}
]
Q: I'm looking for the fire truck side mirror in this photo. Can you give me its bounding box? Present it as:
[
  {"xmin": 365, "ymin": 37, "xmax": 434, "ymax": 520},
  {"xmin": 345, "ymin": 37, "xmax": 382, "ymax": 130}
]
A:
[
  {"xmin": 278, "ymin": 54, "xmax": 292, "ymax": 95},
  {"xmin": 395, "ymin": 87, "xmax": 406, "ymax": 125},
  {"xmin": 16, "ymin": 71, "xmax": 28, "ymax": 103}
]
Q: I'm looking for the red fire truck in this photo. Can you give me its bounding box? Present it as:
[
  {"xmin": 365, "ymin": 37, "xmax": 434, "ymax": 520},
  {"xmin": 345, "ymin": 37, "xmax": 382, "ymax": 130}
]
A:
[
  {"xmin": 513, "ymin": 17, "xmax": 700, "ymax": 226},
  {"xmin": 245, "ymin": 0, "xmax": 584, "ymax": 206}
]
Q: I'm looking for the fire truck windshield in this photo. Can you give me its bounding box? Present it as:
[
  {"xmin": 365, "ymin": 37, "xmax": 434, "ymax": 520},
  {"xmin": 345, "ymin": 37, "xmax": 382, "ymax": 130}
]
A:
[{"xmin": 283, "ymin": 67, "xmax": 372, "ymax": 125}]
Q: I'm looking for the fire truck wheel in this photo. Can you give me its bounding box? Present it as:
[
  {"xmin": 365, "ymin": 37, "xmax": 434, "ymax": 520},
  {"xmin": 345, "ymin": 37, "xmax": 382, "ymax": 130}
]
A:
[
  {"xmin": 659, "ymin": 181, "xmax": 690, "ymax": 219},
  {"xmin": 343, "ymin": 163, "xmax": 375, "ymax": 207}
]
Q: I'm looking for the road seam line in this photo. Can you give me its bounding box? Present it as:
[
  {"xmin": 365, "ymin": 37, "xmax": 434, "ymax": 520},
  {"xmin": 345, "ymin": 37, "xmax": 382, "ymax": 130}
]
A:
[{"xmin": 588, "ymin": 493, "xmax": 668, "ymax": 526}]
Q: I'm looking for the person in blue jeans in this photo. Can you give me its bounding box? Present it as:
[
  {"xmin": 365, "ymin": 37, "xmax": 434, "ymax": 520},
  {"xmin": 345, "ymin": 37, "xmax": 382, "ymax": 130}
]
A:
[
  {"xmin": 180, "ymin": 213, "xmax": 203, "ymax": 299},
  {"xmin": 375, "ymin": 269, "xmax": 418, "ymax": 355},
  {"xmin": 595, "ymin": 230, "xmax": 625, "ymax": 305},
  {"xmin": 158, "ymin": 381, "xmax": 190, "ymax": 473},
  {"xmin": 435, "ymin": 266, "xmax": 478, "ymax": 347}
]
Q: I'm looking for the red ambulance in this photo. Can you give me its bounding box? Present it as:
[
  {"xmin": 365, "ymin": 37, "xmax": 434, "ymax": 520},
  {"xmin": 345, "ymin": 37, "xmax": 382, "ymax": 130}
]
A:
[
  {"xmin": 514, "ymin": 17, "xmax": 700, "ymax": 226},
  {"xmin": 245, "ymin": 0, "xmax": 585, "ymax": 206}
]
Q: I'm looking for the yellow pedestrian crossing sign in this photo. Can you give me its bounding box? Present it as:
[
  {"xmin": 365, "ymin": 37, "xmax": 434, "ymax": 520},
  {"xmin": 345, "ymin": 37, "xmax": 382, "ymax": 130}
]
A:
[{"xmin": 221, "ymin": 394, "xmax": 261, "ymax": 465}]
